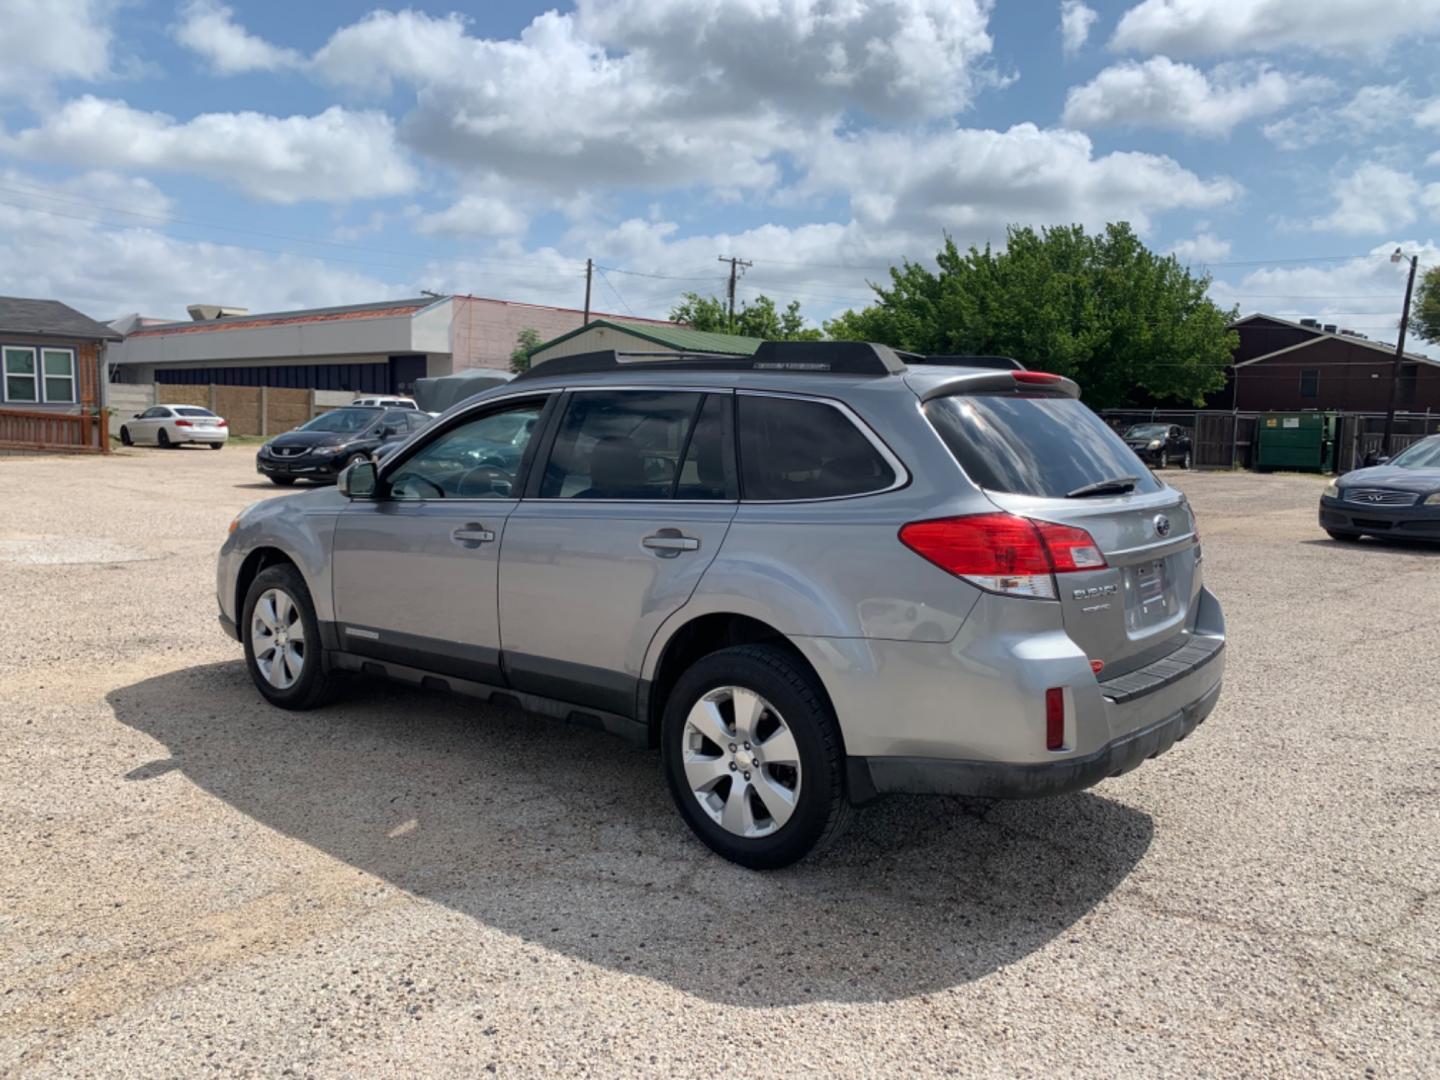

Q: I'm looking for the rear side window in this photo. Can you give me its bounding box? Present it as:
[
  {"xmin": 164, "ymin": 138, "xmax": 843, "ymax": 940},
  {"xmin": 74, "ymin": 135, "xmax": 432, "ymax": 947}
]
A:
[
  {"xmin": 541, "ymin": 390, "xmax": 707, "ymax": 500},
  {"xmin": 925, "ymin": 395, "xmax": 1162, "ymax": 498},
  {"xmin": 737, "ymin": 394, "xmax": 896, "ymax": 501}
]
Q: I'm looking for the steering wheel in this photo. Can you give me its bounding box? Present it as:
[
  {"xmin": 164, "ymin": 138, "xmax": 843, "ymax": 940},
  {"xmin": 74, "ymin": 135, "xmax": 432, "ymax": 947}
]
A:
[{"xmin": 455, "ymin": 466, "xmax": 512, "ymax": 498}]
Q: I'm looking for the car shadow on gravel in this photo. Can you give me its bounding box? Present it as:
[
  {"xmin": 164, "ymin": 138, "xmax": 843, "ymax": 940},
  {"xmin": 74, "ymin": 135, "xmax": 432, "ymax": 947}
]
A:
[
  {"xmin": 108, "ymin": 661, "xmax": 1153, "ymax": 1006},
  {"xmin": 1301, "ymin": 537, "xmax": 1440, "ymax": 555}
]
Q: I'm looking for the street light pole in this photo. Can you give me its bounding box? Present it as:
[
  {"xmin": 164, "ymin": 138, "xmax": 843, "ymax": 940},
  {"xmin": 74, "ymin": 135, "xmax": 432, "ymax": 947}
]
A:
[{"xmin": 1381, "ymin": 249, "xmax": 1419, "ymax": 457}]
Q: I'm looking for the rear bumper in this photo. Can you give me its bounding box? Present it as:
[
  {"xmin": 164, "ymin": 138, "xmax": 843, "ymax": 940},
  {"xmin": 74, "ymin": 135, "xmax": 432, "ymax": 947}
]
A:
[
  {"xmin": 850, "ymin": 677, "xmax": 1219, "ymax": 800},
  {"xmin": 176, "ymin": 430, "xmax": 227, "ymax": 444},
  {"xmin": 1320, "ymin": 496, "xmax": 1440, "ymax": 538}
]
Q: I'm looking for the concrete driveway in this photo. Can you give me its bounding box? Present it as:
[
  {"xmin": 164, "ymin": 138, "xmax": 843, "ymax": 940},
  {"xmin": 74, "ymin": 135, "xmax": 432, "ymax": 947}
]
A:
[{"xmin": 1, "ymin": 448, "xmax": 1436, "ymax": 1076}]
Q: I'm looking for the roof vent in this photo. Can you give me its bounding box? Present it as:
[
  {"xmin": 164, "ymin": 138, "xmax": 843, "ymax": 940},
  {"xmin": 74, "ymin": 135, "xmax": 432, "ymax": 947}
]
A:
[
  {"xmin": 1299, "ymin": 318, "xmax": 1320, "ymax": 328},
  {"xmin": 1322, "ymin": 323, "xmax": 1338, "ymax": 334},
  {"xmin": 187, "ymin": 304, "xmax": 249, "ymax": 322}
]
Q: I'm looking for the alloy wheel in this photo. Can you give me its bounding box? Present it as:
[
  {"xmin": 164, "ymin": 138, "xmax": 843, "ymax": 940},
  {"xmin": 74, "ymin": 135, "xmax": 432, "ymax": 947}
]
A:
[
  {"xmin": 251, "ymin": 587, "xmax": 306, "ymax": 690},
  {"xmin": 681, "ymin": 685, "xmax": 802, "ymax": 838}
]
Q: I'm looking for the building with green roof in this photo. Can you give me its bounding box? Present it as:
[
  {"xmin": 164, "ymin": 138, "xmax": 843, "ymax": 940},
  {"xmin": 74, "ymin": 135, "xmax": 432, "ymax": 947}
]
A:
[{"xmin": 528, "ymin": 318, "xmax": 764, "ymax": 366}]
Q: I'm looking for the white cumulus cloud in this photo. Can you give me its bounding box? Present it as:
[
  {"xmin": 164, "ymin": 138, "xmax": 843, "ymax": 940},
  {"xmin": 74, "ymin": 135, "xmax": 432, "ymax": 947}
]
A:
[
  {"xmin": 1, "ymin": 97, "xmax": 418, "ymax": 203},
  {"xmin": 174, "ymin": 0, "xmax": 302, "ymax": 75},
  {"xmin": 1060, "ymin": 1, "xmax": 1100, "ymax": 56},
  {"xmin": 1063, "ymin": 57, "xmax": 1330, "ymax": 136},
  {"xmin": 0, "ymin": 0, "xmax": 116, "ymax": 102},
  {"xmin": 1171, "ymin": 231, "xmax": 1231, "ymax": 262},
  {"xmin": 1312, "ymin": 165, "xmax": 1429, "ymax": 235},
  {"xmin": 1111, "ymin": 0, "xmax": 1440, "ymax": 56}
]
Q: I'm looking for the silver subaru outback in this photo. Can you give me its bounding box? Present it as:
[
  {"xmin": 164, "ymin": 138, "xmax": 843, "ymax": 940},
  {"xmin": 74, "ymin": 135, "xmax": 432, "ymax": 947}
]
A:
[{"xmin": 217, "ymin": 343, "xmax": 1224, "ymax": 868}]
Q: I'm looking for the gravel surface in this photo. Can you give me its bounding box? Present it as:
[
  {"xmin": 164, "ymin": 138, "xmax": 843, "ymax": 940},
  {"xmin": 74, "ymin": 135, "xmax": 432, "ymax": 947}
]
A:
[{"xmin": 2, "ymin": 447, "xmax": 1436, "ymax": 1077}]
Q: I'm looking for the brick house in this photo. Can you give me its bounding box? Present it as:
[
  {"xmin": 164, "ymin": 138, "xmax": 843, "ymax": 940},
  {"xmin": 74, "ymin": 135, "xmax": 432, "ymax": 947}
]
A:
[{"xmin": 0, "ymin": 296, "xmax": 120, "ymax": 453}]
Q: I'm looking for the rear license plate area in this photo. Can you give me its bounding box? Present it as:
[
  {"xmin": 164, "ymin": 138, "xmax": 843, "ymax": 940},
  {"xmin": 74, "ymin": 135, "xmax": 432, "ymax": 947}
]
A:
[{"xmin": 1125, "ymin": 558, "xmax": 1175, "ymax": 630}]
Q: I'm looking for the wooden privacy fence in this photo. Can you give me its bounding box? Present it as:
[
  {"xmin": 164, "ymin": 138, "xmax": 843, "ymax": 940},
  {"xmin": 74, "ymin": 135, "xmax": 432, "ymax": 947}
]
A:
[
  {"xmin": 0, "ymin": 408, "xmax": 108, "ymax": 454},
  {"xmin": 145, "ymin": 384, "xmax": 350, "ymax": 437}
]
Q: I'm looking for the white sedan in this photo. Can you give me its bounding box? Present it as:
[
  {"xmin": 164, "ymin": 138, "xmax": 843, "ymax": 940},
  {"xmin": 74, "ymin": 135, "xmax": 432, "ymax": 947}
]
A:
[{"xmin": 120, "ymin": 405, "xmax": 229, "ymax": 449}]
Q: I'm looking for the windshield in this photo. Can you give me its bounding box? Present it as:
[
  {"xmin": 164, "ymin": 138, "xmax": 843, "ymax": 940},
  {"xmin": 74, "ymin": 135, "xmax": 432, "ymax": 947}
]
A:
[
  {"xmin": 1389, "ymin": 435, "xmax": 1440, "ymax": 469},
  {"xmin": 1124, "ymin": 424, "xmax": 1169, "ymax": 439},
  {"xmin": 926, "ymin": 394, "xmax": 1163, "ymax": 498},
  {"xmin": 300, "ymin": 408, "xmax": 378, "ymax": 434}
]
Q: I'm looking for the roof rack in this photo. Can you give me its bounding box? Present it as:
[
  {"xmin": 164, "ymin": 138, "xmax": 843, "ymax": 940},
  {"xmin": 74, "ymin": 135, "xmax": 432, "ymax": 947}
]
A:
[{"xmin": 511, "ymin": 340, "xmax": 910, "ymax": 381}]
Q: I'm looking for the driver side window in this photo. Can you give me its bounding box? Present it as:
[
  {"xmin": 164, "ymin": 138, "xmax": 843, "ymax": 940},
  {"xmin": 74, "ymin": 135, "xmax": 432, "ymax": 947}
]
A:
[{"xmin": 388, "ymin": 398, "xmax": 545, "ymax": 500}]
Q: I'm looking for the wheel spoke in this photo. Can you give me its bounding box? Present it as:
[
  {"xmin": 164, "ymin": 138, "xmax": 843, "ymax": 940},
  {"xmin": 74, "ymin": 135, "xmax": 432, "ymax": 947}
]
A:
[
  {"xmin": 720, "ymin": 777, "xmax": 756, "ymax": 835},
  {"xmin": 286, "ymin": 619, "xmax": 305, "ymax": 645},
  {"xmin": 685, "ymin": 698, "xmax": 732, "ymax": 750},
  {"xmin": 284, "ymin": 644, "xmax": 304, "ymax": 681},
  {"xmin": 276, "ymin": 592, "xmax": 295, "ymax": 628},
  {"xmin": 729, "ymin": 688, "xmax": 765, "ymax": 740},
  {"xmin": 683, "ymin": 752, "xmax": 730, "ymax": 793},
  {"xmin": 256, "ymin": 596, "xmax": 278, "ymax": 632},
  {"xmin": 752, "ymin": 772, "xmax": 798, "ymax": 828},
  {"xmin": 758, "ymin": 725, "xmax": 799, "ymax": 766}
]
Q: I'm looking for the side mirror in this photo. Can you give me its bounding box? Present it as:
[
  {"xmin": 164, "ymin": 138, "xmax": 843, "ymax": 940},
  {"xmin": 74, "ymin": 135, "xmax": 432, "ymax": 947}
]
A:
[
  {"xmin": 381, "ymin": 424, "xmax": 398, "ymax": 437},
  {"xmin": 338, "ymin": 459, "xmax": 378, "ymax": 499},
  {"xmin": 133, "ymin": 413, "xmax": 143, "ymax": 419}
]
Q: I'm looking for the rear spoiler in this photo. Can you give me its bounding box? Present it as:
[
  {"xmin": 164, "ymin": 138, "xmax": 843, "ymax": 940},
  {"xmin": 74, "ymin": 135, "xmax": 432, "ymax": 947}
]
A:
[{"xmin": 912, "ymin": 369, "xmax": 1080, "ymax": 401}]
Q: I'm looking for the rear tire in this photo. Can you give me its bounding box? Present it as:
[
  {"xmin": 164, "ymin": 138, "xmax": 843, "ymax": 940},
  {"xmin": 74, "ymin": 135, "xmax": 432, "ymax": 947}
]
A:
[
  {"xmin": 661, "ymin": 644, "xmax": 850, "ymax": 869},
  {"xmin": 241, "ymin": 564, "xmax": 337, "ymax": 710},
  {"xmin": 119, "ymin": 426, "xmax": 132, "ymax": 446},
  {"xmin": 157, "ymin": 428, "xmax": 171, "ymax": 448},
  {"xmin": 269, "ymin": 476, "xmax": 296, "ymax": 486},
  {"xmin": 209, "ymin": 442, "xmax": 223, "ymax": 450},
  {"xmin": 1326, "ymin": 529, "xmax": 1362, "ymax": 542}
]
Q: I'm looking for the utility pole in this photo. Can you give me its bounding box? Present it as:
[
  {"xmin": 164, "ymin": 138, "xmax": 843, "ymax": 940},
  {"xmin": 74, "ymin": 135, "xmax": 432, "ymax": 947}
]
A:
[
  {"xmin": 1381, "ymin": 248, "xmax": 1420, "ymax": 456},
  {"xmin": 717, "ymin": 255, "xmax": 752, "ymax": 332},
  {"xmin": 583, "ymin": 258, "xmax": 593, "ymax": 325}
]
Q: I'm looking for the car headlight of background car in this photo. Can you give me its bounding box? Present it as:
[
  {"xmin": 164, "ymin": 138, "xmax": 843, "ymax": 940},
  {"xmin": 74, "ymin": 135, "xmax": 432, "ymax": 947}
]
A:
[
  {"xmin": 1323, "ymin": 480, "xmax": 1340, "ymax": 498},
  {"xmin": 1148, "ymin": 439, "xmax": 1163, "ymax": 449},
  {"xmin": 1424, "ymin": 492, "xmax": 1440, "ymax": 506}
]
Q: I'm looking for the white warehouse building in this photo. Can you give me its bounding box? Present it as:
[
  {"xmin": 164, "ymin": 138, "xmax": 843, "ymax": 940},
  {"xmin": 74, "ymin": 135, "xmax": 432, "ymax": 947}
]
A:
[{"xmin": 107, "ymin": 294, "xmax": 673, "ymax": 396}]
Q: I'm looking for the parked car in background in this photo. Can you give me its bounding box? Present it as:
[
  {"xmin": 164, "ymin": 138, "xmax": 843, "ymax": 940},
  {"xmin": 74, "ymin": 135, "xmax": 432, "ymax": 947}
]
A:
[
  {"xmin": 256, "ymin": 406, "xmax": 429, "ymax": 486},
  {"xmin": 218, "ymin": 343, "xmax": 1224, "ymax": 868},
  {"xmin": 120, "ymin": 405, "xmax": 228, "ymax": 449},
  {"xmin": 1320, "ymin": 434, "xmax": 1440, "ymax": 542},
  {"xmin": 1123, "ymin": 423, "xmax": 1193, "ymax": 469},
  {"xmin": 352, "ymin": 396, "xmax": 420, "ymax": 410}
]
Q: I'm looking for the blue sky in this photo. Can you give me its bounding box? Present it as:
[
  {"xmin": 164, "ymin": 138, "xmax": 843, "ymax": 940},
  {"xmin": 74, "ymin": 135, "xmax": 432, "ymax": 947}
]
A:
[{"xmin": 1, "ymin": 0, "xmax": 1438, "ymax": 349}]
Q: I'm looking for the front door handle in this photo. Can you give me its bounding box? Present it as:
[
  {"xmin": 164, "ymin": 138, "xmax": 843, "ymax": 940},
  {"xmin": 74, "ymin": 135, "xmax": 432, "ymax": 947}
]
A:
[
  {"xmin": 452, "ymin": 524, "xmax": 495, "ymax": 548},
  {"xmin": 643, "ymin": 530, "xmax": 700, "ymax": 557}
]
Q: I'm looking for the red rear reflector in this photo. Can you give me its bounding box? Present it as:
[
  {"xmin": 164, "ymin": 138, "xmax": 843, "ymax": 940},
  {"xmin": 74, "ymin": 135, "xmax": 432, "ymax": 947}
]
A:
[
  {"xmin": 1089, "ymin": 659, "xmax": 1105, "ymax": 675},
  {"xmin": 1045, "ymin": 687, "xmax": 1065, "ymax": 750},
  {"xmin": 174, "ymin": 419, "xmax": 192, "ymax": 427},
  {"xmin": 1013, "ymin": 371, "xmax": 1063, "ymax": 385}
]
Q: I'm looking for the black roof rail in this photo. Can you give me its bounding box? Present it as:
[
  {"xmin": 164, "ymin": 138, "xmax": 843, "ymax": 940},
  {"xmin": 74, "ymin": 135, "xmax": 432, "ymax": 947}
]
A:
[
  {"xmin": 908, "ymin": 354, "xmax": 1027, "ymax": 371},
  {"xmin": 511, "ymin": 340, "xmax": 910, "ymax": 382}
]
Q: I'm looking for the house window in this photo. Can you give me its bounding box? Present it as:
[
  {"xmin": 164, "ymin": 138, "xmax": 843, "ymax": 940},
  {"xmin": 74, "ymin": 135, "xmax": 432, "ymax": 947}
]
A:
[
  {"xmin": 1299, "ymin": 369, "xmax": 1319, "ymax": 399},
  {"xmin": 42, "ymin": 349, "xmax": 76, "ymax": 403},
  {"xmin": 3, "ymin": 346, "xmax": 37, "ymax": 403}
]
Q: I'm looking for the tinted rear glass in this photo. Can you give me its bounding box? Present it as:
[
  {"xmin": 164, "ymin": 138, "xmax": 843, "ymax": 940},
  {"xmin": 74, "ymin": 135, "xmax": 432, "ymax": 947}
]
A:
[
  {"xmin": 925, "ymin": 394, "xmax": 1161, "ymax": 498},
  {"xmin": 174, "ymin": 407, "xmax": 216, "ymax": 417},
  {"xmin": 738, "ymin": 395, "xmax": 895, "ymax": 500}
]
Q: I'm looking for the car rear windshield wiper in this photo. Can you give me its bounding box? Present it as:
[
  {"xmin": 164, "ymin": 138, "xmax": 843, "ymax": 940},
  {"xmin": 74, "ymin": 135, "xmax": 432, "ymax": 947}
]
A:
[{"xmin": 1066, "ymin": 475, "xmax": 1138, "ymax": 498}]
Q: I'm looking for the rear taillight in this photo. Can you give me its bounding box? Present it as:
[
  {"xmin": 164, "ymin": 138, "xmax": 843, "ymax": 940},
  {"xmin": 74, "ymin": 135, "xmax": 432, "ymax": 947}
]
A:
[
  {"xmin": 174, "ymin": 419, "xmax": 192, "ymax": 427},
  {"xmin": 898, "ymin": 512, "xmax": 1108, "ymax": 600},
  {"xmin": 217, "ymin": 419, "xmax": 228, "ymax": 428}
]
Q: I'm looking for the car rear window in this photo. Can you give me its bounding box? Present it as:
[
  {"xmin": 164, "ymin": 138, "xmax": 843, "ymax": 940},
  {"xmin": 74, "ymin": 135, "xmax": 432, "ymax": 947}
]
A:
[
  {"xmin": 174, "ymin": 407, "xmax": 216, "ymax": 417},
  {"xmin": 737, "ymin": 395, "xmax": 896, "ymax": 500},
  {"xmin": 925, "ymin": 394, "xmax": 1162, "ymax": 498}
]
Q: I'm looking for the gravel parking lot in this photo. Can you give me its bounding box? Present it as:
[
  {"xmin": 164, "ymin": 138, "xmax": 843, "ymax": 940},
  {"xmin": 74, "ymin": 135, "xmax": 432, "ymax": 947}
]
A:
[{"xmin": 2, "ymin": 446, "xmax": 1436, "ymax": 1077}]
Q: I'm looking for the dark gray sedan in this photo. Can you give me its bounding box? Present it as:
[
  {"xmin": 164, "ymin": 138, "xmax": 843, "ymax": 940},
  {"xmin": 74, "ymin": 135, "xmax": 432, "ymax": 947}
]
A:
[{"xmin": 1320, "ymin": 434, "xmax": 1440, "ymax": 541}]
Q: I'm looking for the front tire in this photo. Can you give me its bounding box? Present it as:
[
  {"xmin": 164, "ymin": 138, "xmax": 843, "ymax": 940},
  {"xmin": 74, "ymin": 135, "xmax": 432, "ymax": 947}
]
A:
[
  {"xmin": 1326, "ymin": 529, "xmax": 1362, "ymax": 542},
  {"xmin": 1181, "ymin": 450, "xmax": 1193, "ymax": 470},
  {"xmin": 661, "ymin": 644, "xmax": 850, "ymax": 869},
  {"xmin": 120, "ymin": 426, "xmax": 133, "ymax": 446},
  {"xmin": 241, "ymin": 564, "xmax": 337, "ymax": 710},
  {"xmin": 269, "ymin": 476, "xmax": 296, "ymax": 486}
]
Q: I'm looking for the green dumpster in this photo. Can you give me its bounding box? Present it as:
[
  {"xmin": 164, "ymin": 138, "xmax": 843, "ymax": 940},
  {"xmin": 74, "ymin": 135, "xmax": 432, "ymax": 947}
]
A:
[{"xmin": 1255, "ymin": 412, "xmax": 1337, "ymax": 472}]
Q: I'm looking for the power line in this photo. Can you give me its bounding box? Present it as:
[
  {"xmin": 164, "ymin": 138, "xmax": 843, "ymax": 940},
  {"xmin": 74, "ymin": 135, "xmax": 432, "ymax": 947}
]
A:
[{"xmin": 594, "ymin": 266, "xmax": 635, "ymax": 317}]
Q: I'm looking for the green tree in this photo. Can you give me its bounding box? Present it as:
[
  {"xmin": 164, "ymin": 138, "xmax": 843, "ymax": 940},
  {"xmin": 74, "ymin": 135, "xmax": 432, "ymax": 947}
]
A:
[
  {"xmin": 824, "ymin": 223, "xmax": 1237, "ymax": 408},
  {"xmin": 670, "ymin": 292, "xmax": 823, "ymax": 340},
  {"xmin": 509, "ymin": 327, "xmax": 542, "ymax": 374},
  {"xmin": 1412, "ymin": 264, "xmax": 1440, "ymax": 347}
]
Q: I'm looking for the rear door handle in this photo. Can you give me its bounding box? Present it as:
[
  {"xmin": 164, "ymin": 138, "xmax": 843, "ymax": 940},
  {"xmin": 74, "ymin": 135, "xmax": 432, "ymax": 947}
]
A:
[
  {"xmin": 452, "ymin": 524, "xmax": 496, "ymax": 547},
  {"xmin": 643, "ymin": 531, "xmax": 700, "ymax": 557}
]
